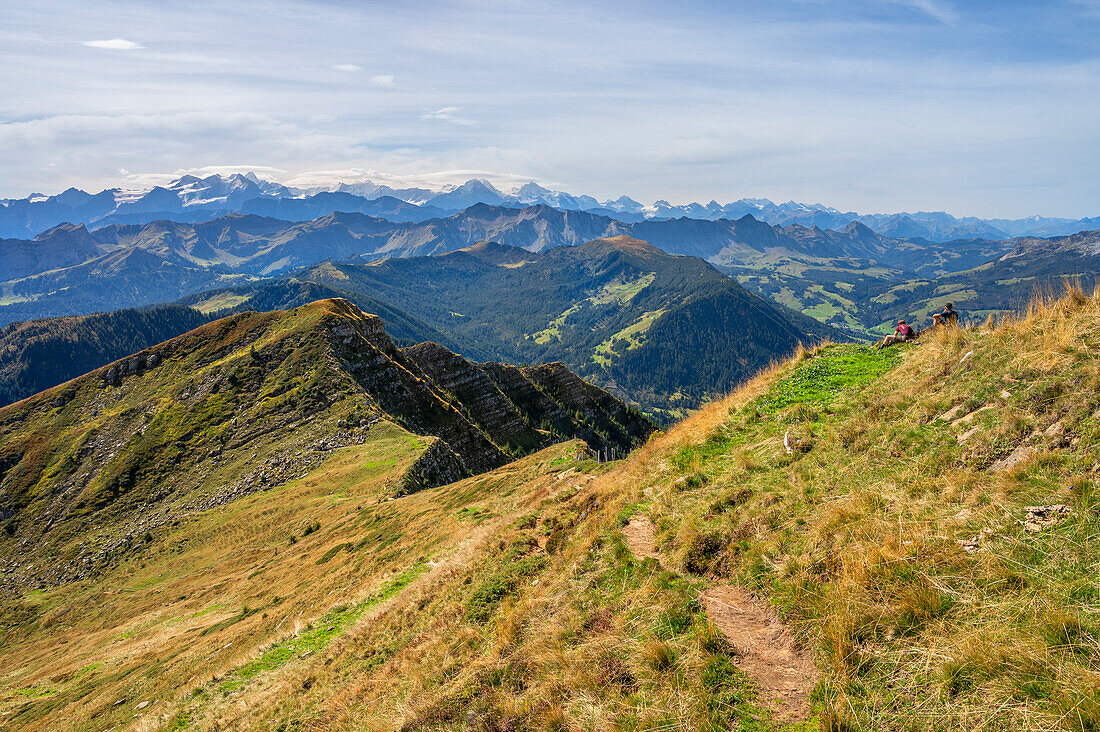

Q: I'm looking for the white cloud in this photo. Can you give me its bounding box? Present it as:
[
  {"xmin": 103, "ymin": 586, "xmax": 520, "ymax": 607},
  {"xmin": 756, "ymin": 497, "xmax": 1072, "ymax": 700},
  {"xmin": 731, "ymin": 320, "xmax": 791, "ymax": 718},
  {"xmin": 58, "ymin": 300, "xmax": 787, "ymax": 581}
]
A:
[
  {"xmin": 1, "ymin": 0, "xmax": 1096, "ymax": 217},
  {"xmin": 892, "ymin": 0, "xmax": 959, "ymax": 25},
  {"xmin": 283, "ymin": 167, "xmax": 542, "ymax": 192},
  {"xmin": 420, "ymin": 107, "xmax": 477, "ymax": 126},
  {"xmin": 83, "ymin": 38, "xmax": 143, "ymax": 50},
  {"xmin": 0, "ymin": 112, "xmax": 358, "ymax": 194},
  {"xmin": 332, "ymin": 64, "xmax": 361, "ymax": 72}
]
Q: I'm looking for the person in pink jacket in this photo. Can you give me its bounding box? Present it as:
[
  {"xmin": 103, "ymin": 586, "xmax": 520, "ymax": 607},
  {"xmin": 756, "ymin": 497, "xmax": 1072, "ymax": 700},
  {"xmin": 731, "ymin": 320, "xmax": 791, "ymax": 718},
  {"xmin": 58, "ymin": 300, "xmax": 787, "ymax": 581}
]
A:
[{"xmin": 876, "ymin": 320, "xmax": 916, "ymax": 349}]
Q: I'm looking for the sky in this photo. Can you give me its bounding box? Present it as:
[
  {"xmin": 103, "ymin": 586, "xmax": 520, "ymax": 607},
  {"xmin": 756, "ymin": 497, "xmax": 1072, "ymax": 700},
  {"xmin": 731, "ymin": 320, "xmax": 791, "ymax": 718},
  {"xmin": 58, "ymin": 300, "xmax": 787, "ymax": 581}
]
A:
[{"xmin": 0, "ymin": 0, "xmax": 1097, "ymax": 218}]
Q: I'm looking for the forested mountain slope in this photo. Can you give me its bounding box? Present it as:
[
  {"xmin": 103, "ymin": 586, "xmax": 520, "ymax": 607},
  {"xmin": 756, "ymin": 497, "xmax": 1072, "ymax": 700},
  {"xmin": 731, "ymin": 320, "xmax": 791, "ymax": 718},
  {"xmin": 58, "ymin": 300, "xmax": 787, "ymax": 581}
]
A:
[
  {"xmin": 298, "ymin": 236, "xmax": 835, "ymax": 418},
  {"xmin": 0, "ymin": 237, "xmax": 834, "ymax": 420},
  {"xmin": 0, "ymin": 305, "xmax": 213, "ymax": 407}
]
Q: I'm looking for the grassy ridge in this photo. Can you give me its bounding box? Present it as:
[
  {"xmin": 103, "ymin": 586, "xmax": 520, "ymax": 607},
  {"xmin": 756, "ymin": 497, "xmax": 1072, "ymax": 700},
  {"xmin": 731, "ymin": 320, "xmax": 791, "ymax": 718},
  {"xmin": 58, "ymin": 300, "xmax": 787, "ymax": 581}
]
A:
[
  {"xmin": 4, "ymin": 288, "xmax": 1099, "ymax": 730},
  {"xmin": 641, "ymin": 287, "xmax": 1100, "ymax": 730},
  {"xmin": 0, "ymin": 422, "xmax": 431, "ymax": 729}
]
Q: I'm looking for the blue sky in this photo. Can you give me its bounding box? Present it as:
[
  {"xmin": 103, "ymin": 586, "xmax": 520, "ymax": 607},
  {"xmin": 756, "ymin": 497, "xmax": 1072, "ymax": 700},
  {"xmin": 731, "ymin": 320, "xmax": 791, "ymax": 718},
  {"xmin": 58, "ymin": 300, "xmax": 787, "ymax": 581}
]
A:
[{"xmin": 0, "ymin": 0, "xmax": 1097, "ymax": 217}]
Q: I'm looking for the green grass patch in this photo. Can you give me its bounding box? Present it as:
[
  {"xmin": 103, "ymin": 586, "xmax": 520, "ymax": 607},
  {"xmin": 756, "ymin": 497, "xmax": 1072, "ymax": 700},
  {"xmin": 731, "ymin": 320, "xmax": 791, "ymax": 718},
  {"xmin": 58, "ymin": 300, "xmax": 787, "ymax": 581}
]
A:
[
  {"xmin": 218, "ymin": 560, "xmax": 427, "ymax": 693},
  {"xmin": 454, "ymin": 506, "xmax": 495, "ymax": 523},
  {"xmin": 752, "ymin": 344, "xmax": 899, "ymax": 414},
  {"xmin": 465, "ymin": 541, "xmax": 547, "ymax": 623}
]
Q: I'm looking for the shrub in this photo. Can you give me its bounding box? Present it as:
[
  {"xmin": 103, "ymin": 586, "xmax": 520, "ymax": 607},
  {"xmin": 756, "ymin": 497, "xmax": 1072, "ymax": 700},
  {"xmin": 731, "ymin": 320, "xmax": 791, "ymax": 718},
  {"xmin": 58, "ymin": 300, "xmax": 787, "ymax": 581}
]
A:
[
  {"xmin": 683, "ymin": 530, "xmax": 728, "ymax": 576},
  {"xmin": 642, "ymin": 639, "xmax": 676, "ymax": 671}
]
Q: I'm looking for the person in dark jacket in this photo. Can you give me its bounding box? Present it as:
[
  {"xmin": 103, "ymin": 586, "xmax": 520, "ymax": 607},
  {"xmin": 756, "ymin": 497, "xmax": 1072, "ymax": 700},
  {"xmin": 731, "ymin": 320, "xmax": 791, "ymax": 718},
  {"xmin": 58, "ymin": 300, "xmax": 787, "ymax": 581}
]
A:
[
  {"xmin": 931, "ymin": 302, "xmax": 959, "ymax": 328},
  {"xmin": 876, "ymin": 320, "xmax": 916, "ymax": 349}
]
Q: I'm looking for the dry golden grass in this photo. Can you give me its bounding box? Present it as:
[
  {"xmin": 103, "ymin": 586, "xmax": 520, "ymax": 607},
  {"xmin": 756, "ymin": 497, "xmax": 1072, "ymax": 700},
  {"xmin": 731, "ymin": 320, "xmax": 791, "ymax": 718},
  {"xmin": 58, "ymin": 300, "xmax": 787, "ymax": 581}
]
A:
[
  {"xmin": 0, "ymin": 423, "xmax": 593, "ymax": 730},
  {"xmin": 7, "ymin": 288, "xmax": 1100, "ymax": 731},
  {"xmin": 633, "ymin": 285, "xmax": 1100, "ymax": 731}
]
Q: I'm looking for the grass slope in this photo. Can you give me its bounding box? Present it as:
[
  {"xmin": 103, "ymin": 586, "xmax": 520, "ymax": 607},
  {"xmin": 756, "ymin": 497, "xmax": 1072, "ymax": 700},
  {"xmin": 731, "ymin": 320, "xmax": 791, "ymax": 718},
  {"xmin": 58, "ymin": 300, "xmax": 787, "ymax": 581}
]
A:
[
  {"xmin": 634, "ymin": 287, "xmax": 1100, "ymax": 730},
  {"xmin": 4, "ymin": 287, "xmax": 1098, "ymax": 731}
]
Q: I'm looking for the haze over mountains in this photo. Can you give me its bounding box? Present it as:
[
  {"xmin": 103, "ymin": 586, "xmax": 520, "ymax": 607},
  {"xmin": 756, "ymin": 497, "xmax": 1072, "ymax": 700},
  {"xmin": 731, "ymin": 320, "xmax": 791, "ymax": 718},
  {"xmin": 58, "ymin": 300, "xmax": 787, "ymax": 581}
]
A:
[{"xmin": 2, "ymin": 172, "xmax": 1096, "ymax": 243}]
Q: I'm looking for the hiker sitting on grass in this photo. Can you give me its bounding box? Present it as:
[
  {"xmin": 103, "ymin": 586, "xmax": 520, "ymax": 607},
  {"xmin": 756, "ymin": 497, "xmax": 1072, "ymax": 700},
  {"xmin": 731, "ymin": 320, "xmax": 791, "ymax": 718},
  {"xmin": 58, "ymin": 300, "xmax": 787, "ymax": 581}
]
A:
[
  {"xmin": 877, "ymin": 320, "xmax": 916, "ymax": 349},
  {"xmin": 931, "ymin": 302, "xmax": 959, "ymax": 328}
]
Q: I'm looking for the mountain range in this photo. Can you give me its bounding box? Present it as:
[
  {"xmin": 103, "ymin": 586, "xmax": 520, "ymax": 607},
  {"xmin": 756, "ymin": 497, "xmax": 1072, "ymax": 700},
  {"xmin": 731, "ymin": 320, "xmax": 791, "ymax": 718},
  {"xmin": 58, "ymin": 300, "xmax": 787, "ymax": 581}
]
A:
[
  {"xmin": 2, "ymin": 173, "xmax": 1097, "ymax": 422},
  {"xmin": 3, "ymin": 198, "xmax": 1095, "ymax": 334},
  {"xmin": 2, "ymin": 172, "xmax": 1096, "ymax": 243},
  {"xmin": 0, "ymin": 236, "xmax": 834, "ymax": 418}
]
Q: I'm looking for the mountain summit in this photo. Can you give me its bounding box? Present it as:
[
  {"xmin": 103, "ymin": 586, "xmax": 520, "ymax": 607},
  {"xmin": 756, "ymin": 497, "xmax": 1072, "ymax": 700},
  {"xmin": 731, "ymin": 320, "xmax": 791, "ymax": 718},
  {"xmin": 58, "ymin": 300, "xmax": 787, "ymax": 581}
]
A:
[{"xmin": 0, "ymin": 298, "xmax": 654, "ymax": 593}]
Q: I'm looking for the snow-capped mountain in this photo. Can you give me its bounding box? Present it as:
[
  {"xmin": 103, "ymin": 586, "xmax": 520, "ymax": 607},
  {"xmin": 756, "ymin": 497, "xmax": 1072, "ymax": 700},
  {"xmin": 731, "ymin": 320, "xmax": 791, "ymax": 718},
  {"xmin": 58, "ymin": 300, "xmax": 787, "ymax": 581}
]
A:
[
  {"xmin": 513, "ymin": 182, "xmax": 600, "ymax": 211},
  {"xmin": 167, "ymin": 172, "xmax": 291, "ymax": 207},
  {"xmin": 1, "ymin": 171, "xmax": 1096, "ymax": 242}
]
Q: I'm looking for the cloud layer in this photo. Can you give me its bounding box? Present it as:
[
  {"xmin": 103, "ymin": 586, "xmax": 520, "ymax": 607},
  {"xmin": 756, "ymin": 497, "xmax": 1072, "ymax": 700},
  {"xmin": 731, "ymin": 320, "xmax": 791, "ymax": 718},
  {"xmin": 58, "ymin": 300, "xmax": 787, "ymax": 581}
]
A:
[
  {"xmin": 82, "ymin": 38, "xmax": 142, "ymax": 50},
  {"xmin": 1, "ymin": 0, "xmax": 1097, "ymax": 217}
]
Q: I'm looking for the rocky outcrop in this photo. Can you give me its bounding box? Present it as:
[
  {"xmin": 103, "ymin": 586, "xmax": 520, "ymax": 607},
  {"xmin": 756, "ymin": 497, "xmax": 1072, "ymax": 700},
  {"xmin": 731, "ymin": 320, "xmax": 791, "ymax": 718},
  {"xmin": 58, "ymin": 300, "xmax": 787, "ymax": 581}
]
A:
[
  {"xmin": 402, "ymin": 342, "xmax": 544, "ymax": 453},
  {"xmin": 323, "ymin": 308, "xmax": 657, "ymax": 479},
  {"xmin": 524, "ymin": 362, "xmax": 655, "ymax": 448},
  {"xmin": 319, "ymin": 307, "xmax": 508, "ymax": 476},
  {"xmin": 397, "ymin": 438, "xmax": 467, "ymax": 497},
  {"xmin": 481, "ymin": 361, "xmax": 654, "ymax": 454}
]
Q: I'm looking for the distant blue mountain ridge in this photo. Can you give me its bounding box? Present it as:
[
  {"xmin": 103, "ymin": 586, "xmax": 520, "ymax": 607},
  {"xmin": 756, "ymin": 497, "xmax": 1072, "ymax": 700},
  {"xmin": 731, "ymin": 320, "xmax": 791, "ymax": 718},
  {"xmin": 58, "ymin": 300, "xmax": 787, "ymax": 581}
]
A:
[{"xmin": 1, "ymin": 173, "xmax": 1095, "ymax": 242}]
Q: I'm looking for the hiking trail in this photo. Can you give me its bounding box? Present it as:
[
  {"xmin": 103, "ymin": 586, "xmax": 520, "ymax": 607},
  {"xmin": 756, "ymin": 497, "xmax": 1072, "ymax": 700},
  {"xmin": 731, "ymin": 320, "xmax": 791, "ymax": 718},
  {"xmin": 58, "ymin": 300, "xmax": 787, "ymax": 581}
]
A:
[{"xmin": 621, "ymin": 515, "xmax": 817, "ymax": 724}]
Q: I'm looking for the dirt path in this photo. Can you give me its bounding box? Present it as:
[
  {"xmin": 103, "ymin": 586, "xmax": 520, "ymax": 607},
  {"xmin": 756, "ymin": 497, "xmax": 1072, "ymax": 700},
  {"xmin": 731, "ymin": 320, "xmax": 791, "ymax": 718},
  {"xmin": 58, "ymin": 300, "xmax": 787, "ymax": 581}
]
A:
[
  {"xmin": 622, "ymin": 515, "xmax": 817, "ymax": 725},
  {"xmin": 622, "ymin": 516, "xmax": 662, "ymax": 564}
]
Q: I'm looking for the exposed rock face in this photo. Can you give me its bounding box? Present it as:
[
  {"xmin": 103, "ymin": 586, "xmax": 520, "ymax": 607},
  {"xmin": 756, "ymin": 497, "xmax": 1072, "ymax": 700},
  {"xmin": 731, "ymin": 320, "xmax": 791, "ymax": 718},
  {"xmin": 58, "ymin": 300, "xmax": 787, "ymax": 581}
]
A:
[
  {"xmin": 402, "ymin": 345, "xmax": 657, "ymax": 458},
  {"xmin": 402, "ymin": 342, "xmax": 547, "ymax": 453},
  {"xmin": 398, "ymin": 438, "xmax": 467, "ymax": 497},
  {"xmin": 369, "ymin": 326, "xmax": 656, "ymax": 472},
  {"xmin": 318, "ymin": 305, "xmax": 507, "ymax": 476},
  {"xmin": 481, "ymin": 361, "xmax": 655, "ymax": 453}
]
